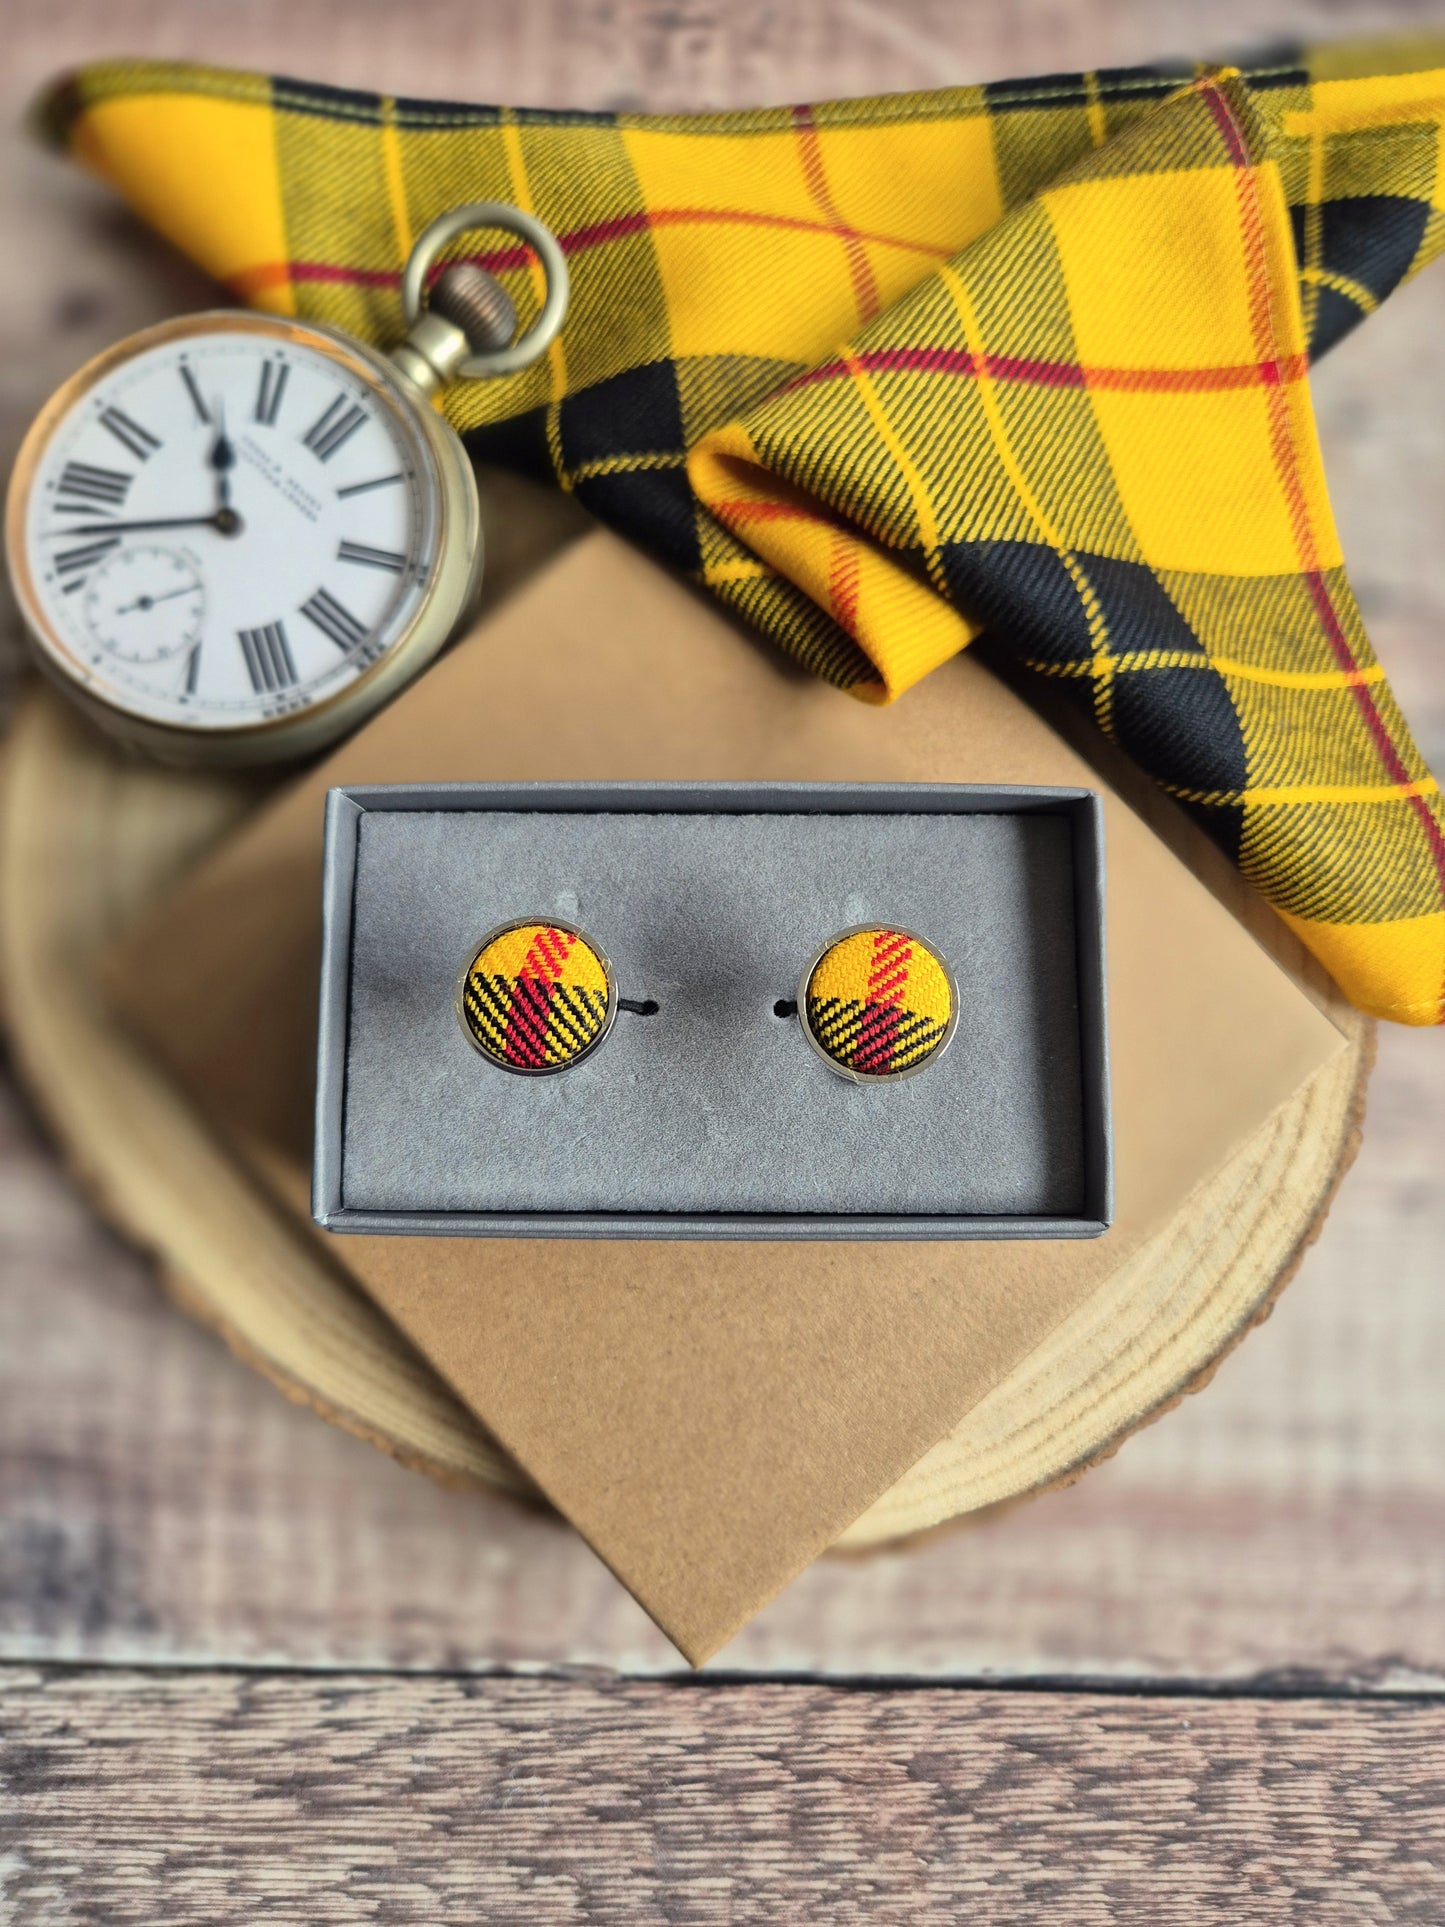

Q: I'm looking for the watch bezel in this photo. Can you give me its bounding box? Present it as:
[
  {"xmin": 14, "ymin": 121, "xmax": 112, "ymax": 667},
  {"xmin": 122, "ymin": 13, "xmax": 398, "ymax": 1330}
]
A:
[{"xmin": 4, "ymin": 309, "xmax": 482, "ymax": 766}]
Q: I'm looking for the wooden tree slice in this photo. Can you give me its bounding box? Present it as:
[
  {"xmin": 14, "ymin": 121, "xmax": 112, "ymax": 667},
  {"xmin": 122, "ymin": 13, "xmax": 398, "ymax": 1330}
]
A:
[{"xmin": 0, "ymin": 686, "xmax": 1369, "ymax": 1548}]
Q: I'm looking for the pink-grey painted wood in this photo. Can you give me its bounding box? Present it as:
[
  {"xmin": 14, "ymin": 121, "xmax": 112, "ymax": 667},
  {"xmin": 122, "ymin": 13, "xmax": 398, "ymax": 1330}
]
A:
[
  {"xmin": 3, "ymin": 1668, "xmax": 1443, "ymax": 1924},
  {"xmin": 3, "ymin": 0, "xmax": 1443, "ymax": 1683},
  {"xmin": 1, "ymin": 0, "xmax": 1443, "ymax": 1913}
]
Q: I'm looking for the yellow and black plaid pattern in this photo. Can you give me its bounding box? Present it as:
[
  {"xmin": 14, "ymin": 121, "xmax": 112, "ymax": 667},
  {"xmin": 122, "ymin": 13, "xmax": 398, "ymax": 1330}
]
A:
[
  {"xmin": 805, "ymin": 927, "xmax": 954, "ymax": 1078},
  {"xmin": 460, "ymin": 921, "xmax": 610, "ymax": 1071},
  {"xmin": 37, "ymin": 41, "xmax": 1445, "ymax": 1023}
]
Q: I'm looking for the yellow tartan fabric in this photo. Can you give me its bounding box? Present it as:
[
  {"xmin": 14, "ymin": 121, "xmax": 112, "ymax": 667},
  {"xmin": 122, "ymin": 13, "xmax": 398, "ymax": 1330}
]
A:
[
  {"xmin": 461, "ymin": 922, "xmax": 610, "ymax": 1070},
  {"xmin": 37, "ymin": 42, "xmax": 1445, "ymax": 1023},
  {"xmin": 805, "ymin": 927, "xmax": 954, "ymax": 1077}
]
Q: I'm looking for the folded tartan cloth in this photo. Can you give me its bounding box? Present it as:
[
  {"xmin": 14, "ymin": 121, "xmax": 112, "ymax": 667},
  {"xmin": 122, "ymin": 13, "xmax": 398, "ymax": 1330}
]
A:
[{"xmin": 40, "ymin": 42, "xmax": 1445, "ymax": 1022}]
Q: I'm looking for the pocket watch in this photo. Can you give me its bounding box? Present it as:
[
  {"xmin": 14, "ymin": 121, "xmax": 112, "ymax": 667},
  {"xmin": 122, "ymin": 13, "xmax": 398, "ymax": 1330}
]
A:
[{"xmin": 4, "ymin": 204, "xmax": 568, "ymax": 766}]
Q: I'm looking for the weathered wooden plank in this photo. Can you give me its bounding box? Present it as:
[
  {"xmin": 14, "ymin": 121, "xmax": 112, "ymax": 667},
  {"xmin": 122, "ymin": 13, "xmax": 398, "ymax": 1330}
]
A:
[{"xmin": 2, "ymin": 1667, "xmax": 1442, "ymax": 1925}]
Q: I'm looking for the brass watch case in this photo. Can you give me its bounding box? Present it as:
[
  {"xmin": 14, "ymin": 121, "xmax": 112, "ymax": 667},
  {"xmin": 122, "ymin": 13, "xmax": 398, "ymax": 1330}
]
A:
[{"xmin": 4, "ymin": 309, "xmax": 483, "ymax": 768}]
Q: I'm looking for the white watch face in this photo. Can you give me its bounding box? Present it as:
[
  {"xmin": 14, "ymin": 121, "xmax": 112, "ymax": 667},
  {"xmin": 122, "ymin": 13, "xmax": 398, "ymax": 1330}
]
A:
[{"xmin": 12, "ymin": 316, "xmax": 443, "ymax": 734}]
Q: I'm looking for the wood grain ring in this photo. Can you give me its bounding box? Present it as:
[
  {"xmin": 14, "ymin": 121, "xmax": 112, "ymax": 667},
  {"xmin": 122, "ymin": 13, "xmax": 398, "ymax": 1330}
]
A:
[{"xmin": 0, "ymin": 686, "xmax": 1368, "ymax": 1549}]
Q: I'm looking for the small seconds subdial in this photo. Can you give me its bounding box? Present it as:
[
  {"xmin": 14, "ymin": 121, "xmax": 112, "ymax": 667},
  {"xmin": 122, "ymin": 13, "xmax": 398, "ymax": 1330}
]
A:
[
  {"xmin": 20, "ymin": 320, "xmax": 441, "ymax": 734},
  {"xmin": 83, "ymin": 546, "xmax": 203, "ymax": 665}
]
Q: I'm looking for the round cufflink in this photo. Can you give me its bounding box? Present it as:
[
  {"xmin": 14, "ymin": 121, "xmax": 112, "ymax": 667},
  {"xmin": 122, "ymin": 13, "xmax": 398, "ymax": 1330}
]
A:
[
  {"xmin": 456, "ymin": 917, "xmax": 618, "ymax": 1074},
  {"xmin": 799, "ymin": 924, "xmax": 958, "ymax": 1083}
]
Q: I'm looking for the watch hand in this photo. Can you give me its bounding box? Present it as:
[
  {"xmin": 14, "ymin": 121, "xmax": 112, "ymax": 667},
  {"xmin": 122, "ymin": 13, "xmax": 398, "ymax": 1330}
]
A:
[
  {"xmin": 209, "ymin": 397, "xmax": 235, "ymax": 511},
  {"xmin": 116, "ymin": 584, "xmax": 201, "ymax": 614},
  {"xmin": 57, "ymin": 510, "xmax": 241, "ymax": 536}
]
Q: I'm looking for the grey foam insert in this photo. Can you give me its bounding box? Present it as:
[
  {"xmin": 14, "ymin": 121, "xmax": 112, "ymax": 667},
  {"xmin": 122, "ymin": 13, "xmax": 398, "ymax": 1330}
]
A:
[{"xmin": 340, "ymin": 809, "xmax": 1086, "ymax": 1217}]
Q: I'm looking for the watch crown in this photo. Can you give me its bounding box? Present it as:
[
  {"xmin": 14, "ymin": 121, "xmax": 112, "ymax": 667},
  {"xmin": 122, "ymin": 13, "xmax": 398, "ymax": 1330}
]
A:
[{"xmin": 429, "ymin": 263, "xmax": 517, "ymax": 355}]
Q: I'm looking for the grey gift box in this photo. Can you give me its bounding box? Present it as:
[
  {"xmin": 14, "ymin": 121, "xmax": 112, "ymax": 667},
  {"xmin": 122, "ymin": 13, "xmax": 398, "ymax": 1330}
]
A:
[{"xmin": 313, "ymin": 781, "xmax": 1111, "ymax": 1240}]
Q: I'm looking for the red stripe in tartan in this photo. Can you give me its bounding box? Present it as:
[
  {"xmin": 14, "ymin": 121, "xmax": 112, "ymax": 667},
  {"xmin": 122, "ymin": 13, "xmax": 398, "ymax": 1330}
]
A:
[
  {"xmin": 711, "ymin": 497, "xmax": 853, "ymax": 531},
  {"xmin": 277, "ymin": 205, "xmax": 950, "ymax": 296},
  {"xmin": 257, "ymin": 258, "xmax": 1315, "ymax": 394},
  {"xmin": 866, "ymin": 930, "xmax": 912, "ymax": 1005},
  {"xmin": 784, "ymin": 343, "xmax": 1312, "ymax": 397},
  {"xmin": 503, "ymin": 976, "xmax": 555, "ymax": 1067},
  {"xmin": 1201, "ymin": 79, "xmax": 1445, "ymax": 930},
  {"xmin": 522, "ymin": 925, "xmax": 575, "ymax": 982},
  {"xmin": 791, "ymin": 104, "xmax": 881, "ymax": 324},
  {"xmin": 1202, "ymin": 80, "xmax": 1252, "ymax": 167},
  {"xmin": 853, "ymin": 1001, "xmax": 902, "ymax": 1074},
  {"xmin": 827, "ymin": 528, "xmax": 862, "ymax": 635}
]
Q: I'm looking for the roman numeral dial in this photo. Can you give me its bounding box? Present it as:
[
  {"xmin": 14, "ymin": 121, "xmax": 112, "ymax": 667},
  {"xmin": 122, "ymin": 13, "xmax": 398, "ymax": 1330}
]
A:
[
  {"xmin": 300, "ymin": 587, "xmax": 369, "ymax": 651},
  {"xmin": 56, "ymin": 462, "xmax": 133, "ymax": 511},
  {"xmin": 53, "ymin": 533, "xmax": 121, "ymax": 590},
  {"xmin": 303, "ymin": 394, "xmax": 368, "ymax": 463},
  {"xmin": 239, "ymin": 621, "xmax": 298, "ymax": 694},
  {"xmin": 98, "ymin": 406, "xmax": 160, "ymax": 462},
  {"xmin": 22, "ymin": 322, "xmax": 438, "ymax": 738},
  {"xmin": 338, "ymin": 539, "xmax": 408, "ymax": 574},
  {"xmin": 337, "ymin": 472, "xmax": 404, "ymax": 499},
  {"xmin": 179, "ymin": 363, "xmax": 210, "ymax": 425},
  {"xmin": 255, "ymin": 358, "xmax": 289, "ymax": 427}
]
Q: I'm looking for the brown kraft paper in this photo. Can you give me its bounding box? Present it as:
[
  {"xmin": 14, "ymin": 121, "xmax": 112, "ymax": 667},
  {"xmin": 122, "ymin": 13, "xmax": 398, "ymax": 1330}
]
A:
[{"xmin": 105, "ymin": 527, "xmax": 1345, "ymax": 1664}]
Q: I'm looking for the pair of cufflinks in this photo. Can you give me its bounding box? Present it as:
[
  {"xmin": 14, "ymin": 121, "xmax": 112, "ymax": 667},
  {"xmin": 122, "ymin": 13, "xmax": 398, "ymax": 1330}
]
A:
[{"xmin": 455, "ymin": 918, "xmax": 959, "ymax": 1085}]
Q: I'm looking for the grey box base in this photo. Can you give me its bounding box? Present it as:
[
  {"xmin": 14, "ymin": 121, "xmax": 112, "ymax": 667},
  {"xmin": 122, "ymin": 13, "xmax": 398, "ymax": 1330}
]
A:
[{"xmin": 314, "ymin": 783, "xmax": 1111, "ymax": 1240}]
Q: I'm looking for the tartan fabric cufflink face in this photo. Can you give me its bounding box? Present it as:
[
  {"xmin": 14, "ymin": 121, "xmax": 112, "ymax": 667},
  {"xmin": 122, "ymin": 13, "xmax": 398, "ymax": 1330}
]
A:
[
  {"xmin": 456, "ymin": 919, "xmax": 618, "ymax": 1074},
  {"xmin": 798, "ymin": 925, "xmax": 958, "ymax": 1084},
  {"xmin": 454, "ymin": 917, "xmax": 958, "ymax": 1083}
]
